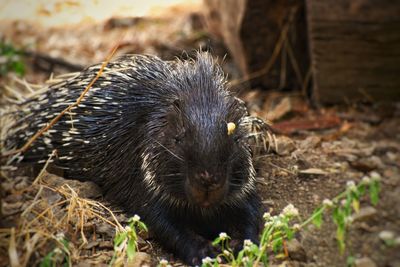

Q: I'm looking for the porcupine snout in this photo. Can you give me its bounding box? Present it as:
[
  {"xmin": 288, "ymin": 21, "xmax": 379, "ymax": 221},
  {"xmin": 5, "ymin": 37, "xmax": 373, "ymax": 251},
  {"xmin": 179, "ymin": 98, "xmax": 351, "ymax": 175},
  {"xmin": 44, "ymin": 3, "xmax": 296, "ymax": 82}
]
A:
[{"xmin": 185, "ymin": 169, "xmax": 228, "ymax": 208}]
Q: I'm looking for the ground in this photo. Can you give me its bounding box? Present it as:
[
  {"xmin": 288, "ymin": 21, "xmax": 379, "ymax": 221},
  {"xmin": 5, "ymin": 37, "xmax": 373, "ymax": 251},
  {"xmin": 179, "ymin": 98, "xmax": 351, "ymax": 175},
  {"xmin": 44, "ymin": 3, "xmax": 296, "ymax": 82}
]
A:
[{"xmin": 1, "ymin": 6, "xmax": 400, "ymax": 267}]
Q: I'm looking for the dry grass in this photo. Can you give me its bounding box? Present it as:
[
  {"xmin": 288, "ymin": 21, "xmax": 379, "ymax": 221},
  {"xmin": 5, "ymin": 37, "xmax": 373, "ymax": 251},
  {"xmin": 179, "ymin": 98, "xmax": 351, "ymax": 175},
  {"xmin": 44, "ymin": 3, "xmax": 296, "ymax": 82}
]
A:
[{"xmin": 0, "ymin": 157, "xmax": 127, "ymax": 267}]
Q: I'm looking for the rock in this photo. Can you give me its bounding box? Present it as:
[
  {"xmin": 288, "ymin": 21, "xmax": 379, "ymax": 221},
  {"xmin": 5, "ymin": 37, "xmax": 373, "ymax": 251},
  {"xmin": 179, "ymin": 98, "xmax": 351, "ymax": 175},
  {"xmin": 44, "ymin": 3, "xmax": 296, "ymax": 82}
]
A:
[
  {"xmin": 41, "ymin": 187, "xmax": 63, "ymax": 205},
  {"xmin": 378, "ymin": 230, "xmax": 395, "ymax": 242},
  {"xmin": 352, "ymin": 207, "xmax": 377, "ymax": 222},
  {"xmin": 287, "ymin": 239, "xmax": 307, "ymax": 262},
  {"xmin": 354, "ymin": 257, "xmax": 377, "ymax": 267},
  {"xmin": 83, "ymin": 240, "xmax": 100, "ymax": 249},
  {"xmin": 350, "ymin": 156, "xmax": 384, "ymax": 172},
  {"xmin": 298, "ymin": 136, "xmax": 321, "ymax": 150},
  {"xmin": 2, "ymin": 201, "xmax": 23, "ymax": 216},
  {"xmin": 40, "ymin": 171, "xmax": 102, "ymax": 199},
  {"xmin": 96, "ymin": 222, "xmax": 115, "ymax": 237},
  {"xmin": 98, "ymin": 240, "xmax": 113, "ymax": 249},
  {"xmin": 276, "ymin": 136, "xmax": 297, "ymax": 156},
  {"xmin": 126, "ymin": 252, "xmax": 152, "ymax": 267}
]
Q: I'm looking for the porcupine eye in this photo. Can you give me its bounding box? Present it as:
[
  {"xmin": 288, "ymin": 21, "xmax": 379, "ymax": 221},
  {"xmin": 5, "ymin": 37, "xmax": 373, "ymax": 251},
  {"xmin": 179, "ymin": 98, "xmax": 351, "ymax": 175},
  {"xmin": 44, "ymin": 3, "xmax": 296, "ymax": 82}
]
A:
[{"xmin": 174, "ymin": 131, "xmax": 185, "ymax": 144}]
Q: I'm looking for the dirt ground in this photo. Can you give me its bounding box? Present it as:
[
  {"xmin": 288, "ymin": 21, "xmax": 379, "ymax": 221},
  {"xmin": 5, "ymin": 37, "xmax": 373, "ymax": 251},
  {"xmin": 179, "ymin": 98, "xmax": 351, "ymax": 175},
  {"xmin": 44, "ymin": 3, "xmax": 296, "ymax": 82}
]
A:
[{"xmin": 1, "ymin": 6, "xmax": 400, "ymax": 267}]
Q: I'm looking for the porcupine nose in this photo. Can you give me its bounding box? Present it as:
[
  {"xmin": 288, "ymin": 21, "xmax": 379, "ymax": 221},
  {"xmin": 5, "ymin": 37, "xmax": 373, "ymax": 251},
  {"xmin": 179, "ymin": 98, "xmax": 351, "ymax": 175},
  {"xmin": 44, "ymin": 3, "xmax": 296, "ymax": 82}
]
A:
[
  {"xmin": 198, "ymin": 171, "xmax": 218, "ymax": 189},
  {"xmin": 186, "ymin": 169, "xmax": 227, "ymax": 207}
]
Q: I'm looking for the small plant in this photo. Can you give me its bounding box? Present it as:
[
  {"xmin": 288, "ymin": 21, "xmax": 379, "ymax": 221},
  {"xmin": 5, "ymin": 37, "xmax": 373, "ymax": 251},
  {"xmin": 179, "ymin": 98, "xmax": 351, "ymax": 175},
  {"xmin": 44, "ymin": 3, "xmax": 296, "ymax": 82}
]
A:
[
  {"xmin": 110, "ymin": 215, "xmax": 148, "ymax": 266},
  {"xmin": 40, "ymin": 234, "xmax": 71, "ymax": 267},
  {"xmin": 0, "ymin": 41, "xmax": 25, "ymax": 76},
  {"xmin": 198, "ymin": 172, "xmax": 381, "ymax": 267}
]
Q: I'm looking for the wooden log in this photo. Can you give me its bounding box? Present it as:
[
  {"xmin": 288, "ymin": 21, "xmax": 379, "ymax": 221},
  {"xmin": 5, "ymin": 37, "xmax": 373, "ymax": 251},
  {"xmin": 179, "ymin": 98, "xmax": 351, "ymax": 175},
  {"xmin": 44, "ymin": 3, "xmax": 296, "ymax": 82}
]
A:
[
  {"xmin": 307, "ymin": 0, "xmax": 400, "ymax": 103},
  {"xmin": 204, "ymin": 0, "xmax": 309, "ymax": 91}
]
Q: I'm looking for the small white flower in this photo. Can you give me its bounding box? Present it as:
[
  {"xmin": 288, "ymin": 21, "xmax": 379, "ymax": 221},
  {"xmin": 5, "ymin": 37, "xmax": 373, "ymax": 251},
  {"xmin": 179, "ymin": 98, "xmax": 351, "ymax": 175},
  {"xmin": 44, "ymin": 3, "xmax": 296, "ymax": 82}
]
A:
[
  {"xmin": 124, "ymin": 225, "xmax": 132, "ymax": 231},
  {"xmin": 264, "ymin": 221, "xmax": 273, "ymax": 228},
  {"xmin": 223, "ymin": 250, "xmax": 230, "ymax": 256},
  {"xmin": 345, "ymin": 216, "xmax": 354, "ymax": 224},
  {"xmin": 53, "ymin": 248, "xmax": 63, "ymax": 254},
  {"xmin": 159, "ymin": 259, "xmax": 168, "ymax": 266},
  {"xmin": 379, "ymin": 230, "xmax": 395, "ymax": 241},
  {"xmin": 263, "ymin": 212, "xmax": 271, "ymax": 220},
  {"xmin": 323, "ymin": 199, "xmax": 333, "ymax": 207},
  {"xmin": 55, "ymin": 232, "xmax": 65, "ymax": 240},
  {"xmin": 346, "ymin": 180, "xmax": 357, "ymax": 191},
  {"xmin": 362, "ymin": 176, "xmax": 371, "ymax": 184},
  {"xmin": 219, "ymin": 232, "xmax": 228, "ymax": 240},
  {"xmin": 202, "ymin": 257, "xmax": 212, "ymax": 265},
  {"xmin": 293, "ymin": 223, "xmax": 301, "ymax": 230},
  {"xmin": 242, "ymin": 256, "xmax": 249, "ymax": 263},
  {"xmin": 340, "ymin": 199, "xmax": 347, "ymax": 206},
  {"xmin": 132, "ymin": 214, "xmax": 141, "ymax": 222},
  {"xmin": 275, "ymin": 220, "xmax": 284, "ymax": 228},
  {"xmin": 244, "ymin": 239, "xmax": 253, "ymax": 246},
  {"xmin": 282, "ymin": 204, "xmax": 299, "ymax": 217},
  {"xmin": 370, "ymin": 172, "xmax": 381, "ymax": 181}
]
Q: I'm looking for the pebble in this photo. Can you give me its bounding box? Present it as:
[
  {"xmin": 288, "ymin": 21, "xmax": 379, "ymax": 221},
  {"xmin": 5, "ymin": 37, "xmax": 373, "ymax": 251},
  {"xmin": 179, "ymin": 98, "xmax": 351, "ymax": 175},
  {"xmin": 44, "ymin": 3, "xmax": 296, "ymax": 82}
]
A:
[
  {"xmin": 126, "ymin": 252, "xmax": 152, "ymax": 267},
  {"xmin": 83, "ymin": 240, "xmax": 100, "ymax": 249},
  {"xmin": 354, "ymin": 257, "xmax": 377, "ymax": 267},
  {"xmin": 96, "ymin": 222, "xmax": 114, "ymax": 237},
  {"xmin": 287, "ymin": 238, "xmax": 307, "ymax": 262},
  {"xmin": 352, "ymin": 207, "xmax": 377, "ymax": 222}
]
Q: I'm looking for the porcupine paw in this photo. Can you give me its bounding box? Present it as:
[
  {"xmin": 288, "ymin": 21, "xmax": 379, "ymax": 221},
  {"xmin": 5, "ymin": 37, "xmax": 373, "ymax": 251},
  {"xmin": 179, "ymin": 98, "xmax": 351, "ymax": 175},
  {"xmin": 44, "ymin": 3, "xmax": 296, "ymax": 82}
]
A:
[{"xmin": 186, "ymin": 241, "xmax": 218, "ymax": 266}]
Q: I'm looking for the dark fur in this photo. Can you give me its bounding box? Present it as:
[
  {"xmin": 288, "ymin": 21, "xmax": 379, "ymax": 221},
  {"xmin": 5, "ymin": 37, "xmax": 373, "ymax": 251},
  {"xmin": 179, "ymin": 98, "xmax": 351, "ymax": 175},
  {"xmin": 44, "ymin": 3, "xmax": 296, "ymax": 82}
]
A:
[{"xmin": 6, "ymin": 52, "xmax": 262, "ymax": 265}]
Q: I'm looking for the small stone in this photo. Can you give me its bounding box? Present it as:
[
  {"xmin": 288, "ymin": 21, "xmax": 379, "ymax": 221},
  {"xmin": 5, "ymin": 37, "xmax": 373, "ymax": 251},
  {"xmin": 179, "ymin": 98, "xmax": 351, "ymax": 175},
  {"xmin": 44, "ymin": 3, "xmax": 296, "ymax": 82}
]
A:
[
  {"xmin": 98, "ymin": 240, "xmax": 113, "ymax": 249},
  {"xmin": 96, "ymin": 222, "xmax": 114, "ymax": 236},
  {"xmin": 379, "ymin": 230, "xmax": 395, "ymax": 241},
  {"xmin": 298, "ymin": 136, "xmax": 321, "ymax": 150},
  {"xmin": 352, "ymin": 207, "xmax": 377, "ymax": 222},
  {"xmin": 287, "ymin": 239, "xmax": 307, "ymax": 262},
  {"xmin": 126, "ymin": 252, "xmax": 152, "ymax": 267},
  {"xmin": 83, "ymin": 240, "xmax": 99, "ymax": 249},
  {"xmin": 350, "ymin": 156, "xmax": 384, "ymax": 172},
  {"xmin": 2, "ymin": 201, "xmax": 23, "ymax": 216},
  {"xmin": 354, "ymin": 257, "xmax": 377, "ymax": 267},
  {"xmin": 275, "ymin": 136, "xmax": 297, "ymax": 156}
]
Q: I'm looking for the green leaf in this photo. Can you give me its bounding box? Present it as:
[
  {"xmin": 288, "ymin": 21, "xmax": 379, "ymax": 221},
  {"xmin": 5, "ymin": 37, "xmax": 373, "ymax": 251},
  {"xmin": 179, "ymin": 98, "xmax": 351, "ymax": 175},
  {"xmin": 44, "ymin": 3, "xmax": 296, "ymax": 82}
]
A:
[
  {"xmin": 285, "ymin": 227, "xmax": 295, "ymax": 240},
  {"xmin": 336, "ymin": 224, "xmax": 346, "ymax": 253},
  {"xmin": 138, "ymin": 221, "xmax": 148, "ymax": 232},
  {"xmin": 11, "ymin": 60, "xmax": 25, "ymax": 76},
  {"xmin": 272, "ymin": 237, "xmax": 283, "ymax": 253},
  {"xmin": 347, "ymin": 255, "xmax": 356, "ymax": 267},
  {"xmin": 40, "ymin": 251, "xmax": 55, "ymax": 267},
  {"xmin": 114, "ymin": 232, "xmax": 127, "ymax": 247},
  {"xmin": 236, "ymin": 250, "xmax": 244, "ymax": 262},
  {"xmin": 369, "ymin": 181, "xmax": 380, "ymax": 206},
  {"xmin": 212, "ymin": 237, "xmax": 221, "ymax": 246},
  {"xmin": 60, "ymin": 238, "xmax": 69, "ymax": 251},
  {"xmin": 344, "ymin": 193, "xmax": 352, "ymax": 216},
  {"xmin": 312, "ymin": 207, "xmax": 323, "ymax": 228},
  {"xmin": 127, "ymin": 238, "xmax": 136, "ymax": 261},
  {"xmin": 358, "ymin": 184, "xmax": 366, "ymax": 195},
  {"xmin": 352, "ymin": 199, "xmax": 360, "ymax": 213}
]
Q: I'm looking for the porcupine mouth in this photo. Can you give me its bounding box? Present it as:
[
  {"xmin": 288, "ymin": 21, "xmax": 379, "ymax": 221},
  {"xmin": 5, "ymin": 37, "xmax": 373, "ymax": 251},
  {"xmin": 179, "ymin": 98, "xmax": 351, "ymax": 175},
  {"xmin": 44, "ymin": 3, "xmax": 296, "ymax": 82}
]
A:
[{"xmin": 185, "ymin": 181, "xmax": 228, "ymax": 208}]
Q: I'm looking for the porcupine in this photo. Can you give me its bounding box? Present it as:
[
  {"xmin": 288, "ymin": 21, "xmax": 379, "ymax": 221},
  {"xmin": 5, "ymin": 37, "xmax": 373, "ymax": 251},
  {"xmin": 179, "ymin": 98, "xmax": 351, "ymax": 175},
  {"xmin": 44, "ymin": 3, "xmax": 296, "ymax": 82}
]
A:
[{"xmin": 5, "ymin": 52, "xmax": 264, "ymax": 265}]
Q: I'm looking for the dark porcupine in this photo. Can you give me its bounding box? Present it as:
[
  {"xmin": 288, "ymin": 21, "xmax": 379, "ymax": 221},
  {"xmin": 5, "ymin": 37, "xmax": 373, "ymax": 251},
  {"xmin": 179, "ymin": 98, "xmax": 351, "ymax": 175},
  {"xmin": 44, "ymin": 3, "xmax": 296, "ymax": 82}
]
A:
[{"xmin": 5, "ymin": 52, "xmax": 263, "ymax": 265}]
